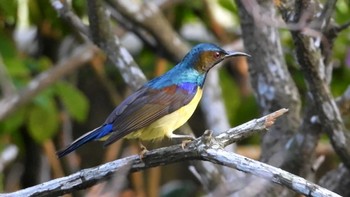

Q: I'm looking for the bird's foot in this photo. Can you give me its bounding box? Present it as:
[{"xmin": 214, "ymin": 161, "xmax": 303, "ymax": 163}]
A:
[
  {"xmin": 138, "ymin": 141, "xmax": 149, "ymax": 160},
  {"xmin": 139, "ymin": 149, "xmax": 148, "ymax": 160},
  {"xmin": 181, "ymin": 139, "xmax": 192, "ymax": 149},
  {"xmin": 168, "ymin": 133, "xmax": 195, "ymax": 149}
]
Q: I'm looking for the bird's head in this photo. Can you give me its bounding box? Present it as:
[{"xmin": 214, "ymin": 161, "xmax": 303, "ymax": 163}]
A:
[
  {"xmin": 147, "ymin": 43, "xmax": 249, "ymax": 89},
  {"xmin": 184, "ymin": 43, "xmax": 249, "ymax": 73}
]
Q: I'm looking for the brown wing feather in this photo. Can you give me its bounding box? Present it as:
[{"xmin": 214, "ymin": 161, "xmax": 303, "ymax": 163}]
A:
[{"xmin": 103, "ymin": 85, "xmax": 197, "ymax": 146}]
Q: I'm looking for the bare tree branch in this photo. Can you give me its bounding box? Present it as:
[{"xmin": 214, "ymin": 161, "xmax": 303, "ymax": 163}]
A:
[
  {"xmin": 4, "ymin": 109, "xmax": 339, "ymax": 197},
  {"xmin": 319, "ymin": 164, "xmax": 350, "ymax": 197},
  {"xmin": 105, "ymin": 0, "xmax": 190, "ymax": 61},
  {"xmin": 51, "ymin": 0, "xmax": 147, "ymax": 90},
  {"xmin": 203, "ymin": 149, "xmax": 339, "ymax": 197},
  {"xmin": 5, "ymin": 109, "xmax": 340, "ymax": 197},
  {"xmin": 234, "ymin": 0, "xmax": 331, "ymax": 196},
  {"xmin": 216, "ymin": 108, "xmax": 289, "ymax": 147},
  {"xmin": 0, "ymin": 44, "xmax": 99, "ymax": 121},
  {"xmin": 87, "ymin": 0, "xmax": 147, "ymax": 90},
  {"xmin": 236, "ymin": 0, "xmax": 301, "ymax": 163},
  {"xmin": 50, "ymin": 0, "xmax": 90, "ymax": 41},
  {"xmin": 280, "ymin": 0, "xmax": 350, "ymax": 169}
]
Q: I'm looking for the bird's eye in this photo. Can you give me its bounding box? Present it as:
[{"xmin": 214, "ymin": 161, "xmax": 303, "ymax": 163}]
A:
[{"xmin": 214, "ymin": 52, "xmax": 220, "ymax": 59}]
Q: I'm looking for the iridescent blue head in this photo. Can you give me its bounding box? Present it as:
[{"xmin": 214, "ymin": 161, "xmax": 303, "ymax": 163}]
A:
[{"xmin": 148, "ymin": 43, "xmax": 249, "ymax": 89}]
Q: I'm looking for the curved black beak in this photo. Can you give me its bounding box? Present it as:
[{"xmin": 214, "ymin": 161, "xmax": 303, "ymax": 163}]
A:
[
  {"xmin": 224, "ymin": 51, "xmax": 251, "ymax": 58},
  {"xmin": 207, "ymin": 50, "xmax": 250, "ymax": 72}
]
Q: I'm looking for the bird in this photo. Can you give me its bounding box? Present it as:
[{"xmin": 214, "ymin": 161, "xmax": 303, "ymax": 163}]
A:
[{"xmin": 56, "ymin": 43, "xmax": 249, "ymax": 158}]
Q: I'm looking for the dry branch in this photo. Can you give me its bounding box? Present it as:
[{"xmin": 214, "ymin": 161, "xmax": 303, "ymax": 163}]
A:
[
  {"xmin": 51, "ymin": 0, "xmax": 147, "ymax": 91},
  {"xmin": 204, "ymin": 149, "xmax": 339, "ymax": 197},
  {"xmin": 51, "ymin": 0, "xmax": 90, "ymax": 40},
  {"xmin": 2, "ymin": 109, "xmax": 339, "ymax": 197},
  {"xmin": 105, "ymin": 0, "xmax": 190, "ymax": 61},
  {"xmin": 319, "ymin": 164, "xmax": 350, "ymax": 196},
  {"xmin": 279, "ymin": 0, "xmax": 350, "ymax": 169},
  {"xmin": 236, "ymin": 0, "xmax": 301, "ymax": 162},
  {"xmin": 87, "ymin": 0, "xmax": 147, "ymax": 90},
  {"xmin": 7, "ymin": 109, "xmax": 287, "ymax": 196}
]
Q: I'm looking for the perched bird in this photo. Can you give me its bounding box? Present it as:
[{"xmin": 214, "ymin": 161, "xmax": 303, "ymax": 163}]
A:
[{"xmin": 57, "ymin": 43, "xmax": 249, "ymax": 158}]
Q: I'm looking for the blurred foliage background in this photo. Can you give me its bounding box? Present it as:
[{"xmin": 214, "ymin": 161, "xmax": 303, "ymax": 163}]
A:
[{"xmin": 0, "ymin": 0, "xmax": 349, "ymax": 196}]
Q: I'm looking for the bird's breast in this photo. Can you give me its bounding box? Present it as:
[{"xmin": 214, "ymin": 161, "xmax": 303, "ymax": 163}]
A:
[{"xmin": 126, "ymin": 87, "xmax": 203, "ymax": 140}]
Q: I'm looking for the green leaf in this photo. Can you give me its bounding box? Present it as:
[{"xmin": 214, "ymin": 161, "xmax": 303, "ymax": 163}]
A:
[
  {"xmin": 0, "ymin": 32, "xmax": 17, "ymax": 59},
  {"xmin": 218, "ymin": 0, "xmax": 237, "ymax": 13},
  {"xmin": 27, "ymin": 99, "xmax": 59, "ymax": 143},
  {"xmin": 0, "ymin": 1, "xmax": 17, "ymax": 24},
  {"xmin": 55, "ymin": 81, "xmax": 89, "ymax": 122},
  {"xmin": 0, "ymin": 108, "xmax": 26, "ymax": 135},
  {"xmin": 4, "ymin": 57, "xmax": 30, "ymax": 78}
]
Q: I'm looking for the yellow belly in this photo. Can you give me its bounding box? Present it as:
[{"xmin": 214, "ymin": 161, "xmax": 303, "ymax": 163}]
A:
[{"xmin": 125, "ymin": 87, "xmax": 203, "ymax": 141}]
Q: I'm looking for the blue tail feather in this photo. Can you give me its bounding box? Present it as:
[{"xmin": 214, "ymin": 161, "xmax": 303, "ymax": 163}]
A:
[{"xmin": 56, "ymin": 124, "xmax": 113, "ymax": 158}]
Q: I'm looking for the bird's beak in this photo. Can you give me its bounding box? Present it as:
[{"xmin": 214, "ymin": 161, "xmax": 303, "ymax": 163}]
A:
[{"xmin": 224, "ymin": 51, "xmax": 251, "ymax": 58}]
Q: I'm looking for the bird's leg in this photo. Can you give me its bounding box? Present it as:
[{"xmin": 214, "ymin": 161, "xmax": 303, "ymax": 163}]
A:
[
  {"xmin": 181, "ymin": 139, "xmax": 193, "ymax": 149},
  {"xmin": 138, "ymin": 141, "xmax": 148, "ymax": 159},
  {"xmin": 168, "ymin": 133, "xmax": 195, "ymax": 149}
]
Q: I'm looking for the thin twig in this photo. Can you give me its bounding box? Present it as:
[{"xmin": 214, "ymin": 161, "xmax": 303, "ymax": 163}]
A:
[
  {"xmin": 87, "ymin": 0, "xmax": 146, "ymax": 90},
  {"xmin": 50, "ymin": 0, "xmax": 90, "ymax": 41},
  {"xmin": 51, "ymin": 0, "xmax": 147, "ymax": 90},
  {"xmin": 105, "ymin": 0, "xmax": 190, "ymax": 62},
  {"xmin": 216, "ymin": 108, "xmax": 289, "ymax": 147}
]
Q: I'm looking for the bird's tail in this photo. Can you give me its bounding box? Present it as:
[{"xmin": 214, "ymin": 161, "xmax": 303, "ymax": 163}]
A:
[{"xmin": 56, "ymin": 124, "xmax": 113, "ymax": 158}]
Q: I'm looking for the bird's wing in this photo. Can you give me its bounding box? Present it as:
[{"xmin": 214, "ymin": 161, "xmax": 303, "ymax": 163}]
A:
[{"xmin": 103, "ymin": 84, "xmax": 197, "ymax": 146}]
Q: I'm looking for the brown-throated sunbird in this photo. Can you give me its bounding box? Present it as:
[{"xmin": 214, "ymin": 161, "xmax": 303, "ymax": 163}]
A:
[{"xmin": 56, "ymin": 43, "xmax": 249, "ymax": 158}]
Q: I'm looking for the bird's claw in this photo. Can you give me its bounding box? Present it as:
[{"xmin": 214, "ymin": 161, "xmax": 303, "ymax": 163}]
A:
[
  {"xmin": 139, "ymin": 142, "xmax": 148, "ymax": 160},
  {"xmin": 181, "ymin": 139, "xmax": 193, "ymax": 149},
  {"xmin": 139, "ymin": 149, "xmax": 148, "ymax": 160}
]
